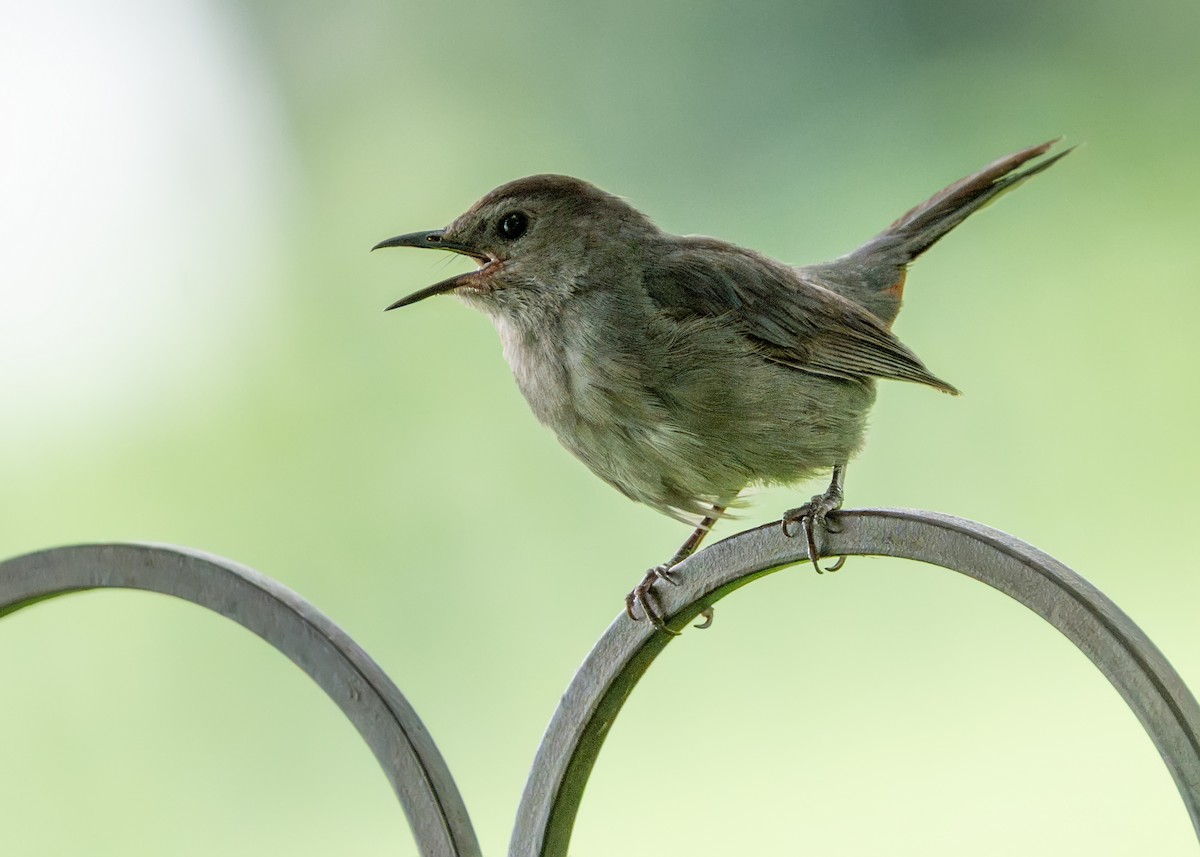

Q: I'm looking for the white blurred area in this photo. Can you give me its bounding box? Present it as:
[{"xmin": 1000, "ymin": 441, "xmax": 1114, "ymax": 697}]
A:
[{"xmin": 0, "ymin": 0, "xmax": 294, "ymax": 446}]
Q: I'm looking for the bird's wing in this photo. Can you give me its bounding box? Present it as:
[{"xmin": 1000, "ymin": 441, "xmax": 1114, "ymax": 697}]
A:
[{"xmin": 645, "ymin": 239, "xmax": 958, "ymax": 394}]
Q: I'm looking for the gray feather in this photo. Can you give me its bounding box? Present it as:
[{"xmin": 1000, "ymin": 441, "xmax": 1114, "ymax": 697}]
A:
[{"xmin": 646, "ymin": 239, "xmax": 959, "ymax": 394}]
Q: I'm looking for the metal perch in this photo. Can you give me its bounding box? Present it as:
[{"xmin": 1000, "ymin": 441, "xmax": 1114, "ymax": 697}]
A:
[{"xmin": 1, "ymin": 508, "xmax": 1196, "ymax": 856}]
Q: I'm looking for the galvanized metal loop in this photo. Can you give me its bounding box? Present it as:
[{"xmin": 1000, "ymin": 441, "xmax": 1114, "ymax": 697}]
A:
[
  {"xmin": 508, "ymin": 508, "xmax": 1200, "ymax": 856},
  {"xmin": 2, "ymin": 511, "xmax": 1197, "ymax": 856},
  {"xmin": 0, "ymin": 543, "xmax": 481, "ymax": 857}
]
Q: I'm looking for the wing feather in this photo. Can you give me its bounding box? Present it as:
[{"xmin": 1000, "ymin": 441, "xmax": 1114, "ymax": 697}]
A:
[{"xmin": 645, "ymin": 238, "xmax": 958, "ymax": 394}]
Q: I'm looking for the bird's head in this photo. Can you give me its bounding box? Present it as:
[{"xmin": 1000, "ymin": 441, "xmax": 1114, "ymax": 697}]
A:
[{"xmin": 373, "ymin": 174, "xmax": 655, "ymax": 316}]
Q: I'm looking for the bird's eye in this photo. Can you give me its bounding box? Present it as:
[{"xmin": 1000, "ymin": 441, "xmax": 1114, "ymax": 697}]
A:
[{"xmin": 496, "ymin": 211, "xmax": 529, "ymax": 240}]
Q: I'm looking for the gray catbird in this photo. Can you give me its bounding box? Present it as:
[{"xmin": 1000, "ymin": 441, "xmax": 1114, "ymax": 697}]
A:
[{"xmin": 374, "ymin": 140, "xmax": 1069, "ymax": 631}]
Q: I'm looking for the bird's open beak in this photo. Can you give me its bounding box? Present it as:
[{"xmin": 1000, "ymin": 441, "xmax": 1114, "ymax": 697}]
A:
[{"xmin": 372, "ymin": 229, "xmax": 491, "ymax": 310}]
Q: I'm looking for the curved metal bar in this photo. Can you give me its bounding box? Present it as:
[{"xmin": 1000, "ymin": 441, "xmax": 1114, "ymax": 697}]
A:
[
  {"xmin": 509, "ymin": 508, "xmax": 1200, "ymax": 856},
  {"xmin": 0, "ymin": 543, "xmax": 481, "ymax": 857}
]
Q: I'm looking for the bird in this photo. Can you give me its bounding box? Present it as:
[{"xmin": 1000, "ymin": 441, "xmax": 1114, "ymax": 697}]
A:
[{"xmin": 373, "ymin": 140, "xmax": 1069, "ymax": 633}]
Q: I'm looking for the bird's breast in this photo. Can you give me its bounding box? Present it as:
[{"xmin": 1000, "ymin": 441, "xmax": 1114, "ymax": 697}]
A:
[
  {"xmin": 488, "ymin": 307, "xmax": 729, "ymax": 519},
  {"xmin": 492, "ymin": 313, "xmax": 580, "ymax": 428}
]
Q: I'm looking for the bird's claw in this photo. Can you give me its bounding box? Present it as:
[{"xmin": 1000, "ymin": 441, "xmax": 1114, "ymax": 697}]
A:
[
  {"xmin": 625, "ymin": 565, "xmax": 717, "ymax": 634},
  {"xmin": 782, "ymin": 487, "xmax": 846, "ymax": 574},
  {"xmin": 625, "ymin": 566, "xmax": 681, "ymax": 635},
  {"xmin": 823, "ymin": 554, "xmax": 847, "ymax": 572},
  {"xmin": 651, "ymin": 563, "xmax": 682, "ymax": 586}
]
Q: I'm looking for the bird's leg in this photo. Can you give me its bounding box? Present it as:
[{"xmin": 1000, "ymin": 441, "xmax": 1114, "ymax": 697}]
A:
[
  {"xmin": 626, "ymin": 505, "xmax": 726, "ymax": 635},
  {"xmin": 782, "ymin": 464, "xmax": 847, "ymax": 574}
]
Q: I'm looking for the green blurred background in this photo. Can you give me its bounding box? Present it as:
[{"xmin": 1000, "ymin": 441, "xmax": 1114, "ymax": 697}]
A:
[{"xmin": 2, "ymin": 0, "xmax": 1198, "ymax": 854}]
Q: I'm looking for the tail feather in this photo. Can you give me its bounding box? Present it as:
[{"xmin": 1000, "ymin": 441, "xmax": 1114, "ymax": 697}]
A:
[
  {"xmin": 802, "ymin": 139, "xmax": 1071, "ymax": 326},
  {"xmin": 868, "ymin": 139, "xmax": 1073, "ymax": 264}
]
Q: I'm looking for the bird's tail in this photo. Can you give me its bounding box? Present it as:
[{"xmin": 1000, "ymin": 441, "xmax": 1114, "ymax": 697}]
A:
[
  {"xmin": 805, "ymin": 140, "xmax": 1071, "ymax": 326},
  {"xmin": 864, "ymin": 139, "xmax": 1071, "ymax": 265}
]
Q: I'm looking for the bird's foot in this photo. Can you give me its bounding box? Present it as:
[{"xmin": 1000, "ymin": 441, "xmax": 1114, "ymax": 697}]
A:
[
  {"xmin": 625, "ymin": 564, "xmax": 682, "ymax": 635},
  {"xmin": 781, "ymin": 485, "xmax": 847, "ymax": 574},
  {"xmin": 625, "ymin": 565, "xmax": 716, "ymax": 634}
]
